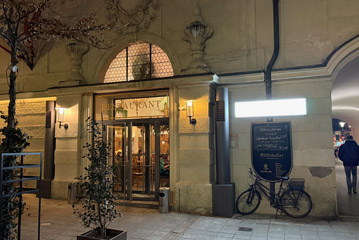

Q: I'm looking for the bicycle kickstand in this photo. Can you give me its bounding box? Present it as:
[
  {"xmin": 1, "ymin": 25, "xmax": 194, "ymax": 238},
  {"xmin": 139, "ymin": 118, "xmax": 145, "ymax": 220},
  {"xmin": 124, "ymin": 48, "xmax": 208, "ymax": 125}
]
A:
[{"xmin": 275, "ymin": 207, "xmax": 279, "ymax": 219}]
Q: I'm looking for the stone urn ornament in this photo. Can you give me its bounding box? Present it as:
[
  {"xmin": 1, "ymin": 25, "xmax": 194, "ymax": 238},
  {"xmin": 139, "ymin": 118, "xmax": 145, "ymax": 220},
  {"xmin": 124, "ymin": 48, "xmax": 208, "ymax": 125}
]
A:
[
  {"xmin": 183, "ymin": 2, "xmax": 213, "ymax": 73},
  {"xmin": 59, "ymin": 42, "xmax": 89, "ymax": 86}
]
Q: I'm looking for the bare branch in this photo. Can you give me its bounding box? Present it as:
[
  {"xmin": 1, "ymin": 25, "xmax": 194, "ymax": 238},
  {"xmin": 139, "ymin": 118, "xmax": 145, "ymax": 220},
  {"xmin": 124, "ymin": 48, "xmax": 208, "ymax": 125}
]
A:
[
  {"xmin": 0, "ymin": 32, "xmax": 10, "ymax": 42},
  {"xmin": 0, "ymin": 0, "xmax": 112, "ymax": 69}
]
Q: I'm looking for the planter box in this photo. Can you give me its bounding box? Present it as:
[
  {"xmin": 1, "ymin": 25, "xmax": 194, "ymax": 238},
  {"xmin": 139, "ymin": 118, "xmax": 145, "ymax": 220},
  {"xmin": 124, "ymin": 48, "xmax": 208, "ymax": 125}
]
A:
[{"xmin": 77, "ymin": 229, "xmax": 127, "ymax": 240}]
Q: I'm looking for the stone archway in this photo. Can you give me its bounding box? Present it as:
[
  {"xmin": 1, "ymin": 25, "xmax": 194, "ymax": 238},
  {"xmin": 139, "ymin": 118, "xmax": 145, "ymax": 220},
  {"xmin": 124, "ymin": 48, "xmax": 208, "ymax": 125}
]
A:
[
  {"xmin": 328, "ymin": 36, "xmax": 359, "ymax": 216},
  {"xmin": 331, "ymin": 57, "xmax": 359, "ymax": 142}
]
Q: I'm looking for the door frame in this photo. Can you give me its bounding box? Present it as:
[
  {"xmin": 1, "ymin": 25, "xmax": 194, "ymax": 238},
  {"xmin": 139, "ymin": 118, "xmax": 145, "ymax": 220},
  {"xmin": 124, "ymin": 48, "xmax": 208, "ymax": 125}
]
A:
[{"xmin": 103, "ymin": 118, "xmax": 169, "ymax": 201}]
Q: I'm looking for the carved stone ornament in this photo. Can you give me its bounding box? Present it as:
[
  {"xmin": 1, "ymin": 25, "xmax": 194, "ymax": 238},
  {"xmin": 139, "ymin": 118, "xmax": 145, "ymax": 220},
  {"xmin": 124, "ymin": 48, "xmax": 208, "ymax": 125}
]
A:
[
  {"xmin": 59, "ymin": 42, "xmax": 89, "ymax": 86},
  {"xmin": 182, "ymin": 3, "xmax": 213, "ymax": 74},
  {"xmin": 106, "ymin": 0, "xmax": 160, "ymax": 34},
  {"xmin": 52, "ymin": 0, "xmax": 81, "ymax": 10}
]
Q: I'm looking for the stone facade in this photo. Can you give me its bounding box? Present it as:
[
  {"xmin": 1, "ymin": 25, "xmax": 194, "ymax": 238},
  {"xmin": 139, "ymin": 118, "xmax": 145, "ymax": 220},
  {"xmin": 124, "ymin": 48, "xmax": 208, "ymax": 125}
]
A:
[
  {"xmin": 0, "ymin": 99, "xmax": 49, "ymax": 188},
  {"xmin": 0, "ymin": 0, "xmax": 359, "ymax": 217}
]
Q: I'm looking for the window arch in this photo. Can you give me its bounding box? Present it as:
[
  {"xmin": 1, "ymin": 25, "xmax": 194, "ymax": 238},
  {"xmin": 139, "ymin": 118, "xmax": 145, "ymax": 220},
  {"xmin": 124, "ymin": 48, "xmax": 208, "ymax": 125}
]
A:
[{"xmin": 104, "ymin": 42, "xmax": 174, "ymax": 83}]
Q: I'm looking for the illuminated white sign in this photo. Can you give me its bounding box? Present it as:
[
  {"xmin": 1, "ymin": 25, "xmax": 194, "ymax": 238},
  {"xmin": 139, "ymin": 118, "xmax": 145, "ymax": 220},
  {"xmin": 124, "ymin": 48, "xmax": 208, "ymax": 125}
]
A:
[{"xmin": 235, "ymin": 98, "xmax": 306, "ymax": 118}]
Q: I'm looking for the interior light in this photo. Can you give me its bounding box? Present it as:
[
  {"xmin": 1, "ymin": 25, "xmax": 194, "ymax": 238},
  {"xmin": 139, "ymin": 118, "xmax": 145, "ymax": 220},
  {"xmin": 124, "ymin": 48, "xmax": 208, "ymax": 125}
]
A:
[{"xmin": 235, "ymin": 98, "xmax": 307, "ymax": 118}]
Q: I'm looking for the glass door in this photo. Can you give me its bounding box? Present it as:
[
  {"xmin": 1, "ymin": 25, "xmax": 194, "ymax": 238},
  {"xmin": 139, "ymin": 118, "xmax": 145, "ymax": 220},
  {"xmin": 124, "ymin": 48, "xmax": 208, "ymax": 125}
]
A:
[
  {"xmin": 106, "ymin": 121, "xmax": 169, "ymax": 201},
  {"xmin": 106, "ymin": 123, "xmax": 132, "ymax": 199},
  {"xmin": 131, "ymin": 123, "xmax": 158, "ymax": 200}
]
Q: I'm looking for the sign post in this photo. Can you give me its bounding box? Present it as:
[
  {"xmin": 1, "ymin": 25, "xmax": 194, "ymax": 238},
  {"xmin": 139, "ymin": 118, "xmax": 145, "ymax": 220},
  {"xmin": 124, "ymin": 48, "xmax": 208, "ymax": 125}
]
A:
[{"xmin": 251, "ymin": 122, "xmax": 292, "ymax": 182}]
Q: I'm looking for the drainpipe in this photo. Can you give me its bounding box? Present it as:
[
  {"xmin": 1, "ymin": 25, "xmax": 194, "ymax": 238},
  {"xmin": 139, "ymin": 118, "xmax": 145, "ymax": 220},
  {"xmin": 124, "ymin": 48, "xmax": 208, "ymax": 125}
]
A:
[
  {"xmin": 39, "ymin": 101, "xmax": 56, "ymax": 198},
  {"xmin": 215, "ymin": 87, "xmax": 231, "ymax": 184},
  {"xmin": 212, "ymin": 87, "xmax": 235, "ymax": 217},
  {"xmin": 265, "ymin": 0, "xmax": 280, "ymax": 102},
  {"xmin": 265, "ymin": 0, "xmax": 280, "ymax": 203}
]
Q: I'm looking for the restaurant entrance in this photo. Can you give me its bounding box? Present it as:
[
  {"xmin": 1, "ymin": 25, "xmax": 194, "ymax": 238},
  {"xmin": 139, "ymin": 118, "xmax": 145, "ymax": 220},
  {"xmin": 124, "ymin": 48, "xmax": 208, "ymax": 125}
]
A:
[{"xmin": 104, "ymin": 119, "xmax": 169, "ymax": 201}]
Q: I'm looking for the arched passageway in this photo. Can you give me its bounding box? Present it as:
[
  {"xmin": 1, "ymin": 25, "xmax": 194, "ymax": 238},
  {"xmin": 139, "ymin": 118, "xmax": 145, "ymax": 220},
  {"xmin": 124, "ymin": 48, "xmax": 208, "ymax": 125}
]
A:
[{"xmin": 332, "ymin": 55, "xmax": 359, "ymax": 216}]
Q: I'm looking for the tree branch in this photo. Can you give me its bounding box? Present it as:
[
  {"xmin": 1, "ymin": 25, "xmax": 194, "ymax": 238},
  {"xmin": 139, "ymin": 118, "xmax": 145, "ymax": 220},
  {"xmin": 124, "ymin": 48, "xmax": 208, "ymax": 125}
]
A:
[{"xmin": 0, "ymin": 32, "xmax": 10, "ymax": 42}]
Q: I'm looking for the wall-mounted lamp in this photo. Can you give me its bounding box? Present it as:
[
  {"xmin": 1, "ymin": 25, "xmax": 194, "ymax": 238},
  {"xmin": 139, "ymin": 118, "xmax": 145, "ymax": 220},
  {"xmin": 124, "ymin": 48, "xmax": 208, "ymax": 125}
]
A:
[
  {"xmin": 186, "ymin": 100, "xmax": 197, "ymax": 124},
  {"xmin": 55, "ymin": 107, "xmax": 68, "ymax": 129}
]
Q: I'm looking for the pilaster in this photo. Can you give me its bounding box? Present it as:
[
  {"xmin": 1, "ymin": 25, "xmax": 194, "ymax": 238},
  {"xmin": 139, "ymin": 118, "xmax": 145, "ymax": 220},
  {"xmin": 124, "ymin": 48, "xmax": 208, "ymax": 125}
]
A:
[
  {"xmin": 51, "ymin": 94, "xmax": 82, "ymax": 199},
  {"xmin": 173, "ymin": 81, "xmax": 215, "ymax": 214}
]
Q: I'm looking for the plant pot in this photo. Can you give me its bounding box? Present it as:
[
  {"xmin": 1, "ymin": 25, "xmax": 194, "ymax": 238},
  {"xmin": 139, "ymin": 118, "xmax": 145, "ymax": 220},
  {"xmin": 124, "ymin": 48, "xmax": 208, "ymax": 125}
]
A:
[{"xmin": 77, "ymin": 229, "xmax": 127, "ymax": 240}]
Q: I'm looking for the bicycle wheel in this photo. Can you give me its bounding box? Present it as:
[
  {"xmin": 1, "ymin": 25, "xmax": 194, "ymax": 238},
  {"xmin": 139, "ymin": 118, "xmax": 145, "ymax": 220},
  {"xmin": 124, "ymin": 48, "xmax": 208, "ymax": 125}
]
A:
[
  {"xmin": 280, "ymin": 190, "xmax": 312, "ymax": 218},
  {"xmin": 236, "ymin": 189, "xmax": 261, "ymax": 215}
]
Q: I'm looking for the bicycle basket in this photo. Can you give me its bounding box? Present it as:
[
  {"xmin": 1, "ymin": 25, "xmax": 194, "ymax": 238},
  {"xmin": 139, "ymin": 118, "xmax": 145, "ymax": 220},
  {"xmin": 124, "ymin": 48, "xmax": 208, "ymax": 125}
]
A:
[{"xmin": 288, "ymin": 178, "xmax": 305, "ymax": 190}]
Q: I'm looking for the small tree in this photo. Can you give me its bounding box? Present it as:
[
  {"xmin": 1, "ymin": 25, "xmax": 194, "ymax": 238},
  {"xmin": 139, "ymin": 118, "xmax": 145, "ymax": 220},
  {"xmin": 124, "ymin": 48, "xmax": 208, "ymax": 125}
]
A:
[
  {"xmin": 0, "ymin": 0, "xmax": 109, "ymax": 238},
  {"xmin": 73, "ymin": 118, "xmax": 120, "ymax": 239},
  {"xmin": 0, "ymin": 113, "xmax": 30, "ymax": 240}
]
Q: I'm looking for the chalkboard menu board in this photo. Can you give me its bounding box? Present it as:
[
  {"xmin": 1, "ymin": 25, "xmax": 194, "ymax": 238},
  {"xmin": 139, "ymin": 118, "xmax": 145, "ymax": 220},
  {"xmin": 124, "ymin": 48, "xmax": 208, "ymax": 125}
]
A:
[{"xmin": 251, "ymin": 122, "xmax": 292, "ymax": 181}]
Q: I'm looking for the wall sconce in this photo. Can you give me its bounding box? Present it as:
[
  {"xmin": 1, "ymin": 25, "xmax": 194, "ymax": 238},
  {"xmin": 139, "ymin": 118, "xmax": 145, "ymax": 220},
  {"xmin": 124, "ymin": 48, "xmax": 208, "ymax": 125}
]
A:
[
  {"xmin": 186, "ymin": 100, "xmax": 197, "ymax": 124},
  {"xmin": 55, "ymin": 107, "xmax": 68, "ymax": 129}
]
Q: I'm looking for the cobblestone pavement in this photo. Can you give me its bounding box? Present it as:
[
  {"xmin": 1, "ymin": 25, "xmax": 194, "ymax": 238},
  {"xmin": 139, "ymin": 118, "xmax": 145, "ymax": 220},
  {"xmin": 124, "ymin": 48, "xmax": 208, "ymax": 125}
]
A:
[{"xmin": 20, "ymin": 195, "xmax": 359, "ymax": 240}]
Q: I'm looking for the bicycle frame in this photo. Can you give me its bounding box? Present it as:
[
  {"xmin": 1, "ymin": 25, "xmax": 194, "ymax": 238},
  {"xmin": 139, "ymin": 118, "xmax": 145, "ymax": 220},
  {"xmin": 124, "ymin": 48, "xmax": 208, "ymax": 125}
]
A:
[
  {"xmin": 237, "ymin": 169, "xmax": 312, "ymax": 218},
  {"xmin": 250, "ymin": 173, "xmax": 286, "ymax": 205}
]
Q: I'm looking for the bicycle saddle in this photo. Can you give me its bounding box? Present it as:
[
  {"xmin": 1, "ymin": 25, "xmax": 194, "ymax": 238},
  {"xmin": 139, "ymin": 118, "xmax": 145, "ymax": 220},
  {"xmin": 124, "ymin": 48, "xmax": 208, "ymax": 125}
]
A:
[{"xmin": 278, "ymin": 176, "xmax": 289, "ymax": 180}]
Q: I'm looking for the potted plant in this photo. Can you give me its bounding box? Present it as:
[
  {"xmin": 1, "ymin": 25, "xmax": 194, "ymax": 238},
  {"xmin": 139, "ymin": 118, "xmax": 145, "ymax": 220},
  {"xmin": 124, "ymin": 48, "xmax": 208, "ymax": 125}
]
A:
[{"xmin": 73, "ymin": 118, "xmax": 126, "ymax": 240}]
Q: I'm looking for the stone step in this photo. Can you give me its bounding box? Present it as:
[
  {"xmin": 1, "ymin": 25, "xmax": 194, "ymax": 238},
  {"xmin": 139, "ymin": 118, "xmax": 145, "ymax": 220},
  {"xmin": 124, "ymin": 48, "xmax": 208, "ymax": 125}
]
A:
[{"xmin": 117, "ymin": 199, "xmax": 159, "ymax": 209}]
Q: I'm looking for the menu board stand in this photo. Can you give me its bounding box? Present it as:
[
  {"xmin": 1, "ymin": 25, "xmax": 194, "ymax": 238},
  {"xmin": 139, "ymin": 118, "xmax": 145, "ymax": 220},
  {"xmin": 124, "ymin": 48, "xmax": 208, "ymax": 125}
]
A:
[{"xmin": 251, "ymin": 122, "xmax": 292, "ymax": 182}]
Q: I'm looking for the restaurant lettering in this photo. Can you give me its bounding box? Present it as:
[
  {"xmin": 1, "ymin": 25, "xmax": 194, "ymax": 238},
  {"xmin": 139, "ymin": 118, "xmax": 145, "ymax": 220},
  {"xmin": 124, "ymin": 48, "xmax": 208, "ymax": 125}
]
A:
[
  {"xmin": 101, "ymin": 96, "xmax": 168, "ymax": 119},
  {"xmin": 102, "ymin": 100, "xmax": 162, "ymax": 112}
]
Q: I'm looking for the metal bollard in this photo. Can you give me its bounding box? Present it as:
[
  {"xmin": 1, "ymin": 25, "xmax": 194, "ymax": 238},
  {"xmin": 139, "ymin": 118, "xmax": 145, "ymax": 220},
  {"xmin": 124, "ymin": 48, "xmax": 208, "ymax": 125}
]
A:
[
  {"xmin": 159, "ymin": 187, "xmax": 170, "ymax": 213},
  {"xmin": 67, "ymin": 182, "xmax": 79, "ymax": 204}
]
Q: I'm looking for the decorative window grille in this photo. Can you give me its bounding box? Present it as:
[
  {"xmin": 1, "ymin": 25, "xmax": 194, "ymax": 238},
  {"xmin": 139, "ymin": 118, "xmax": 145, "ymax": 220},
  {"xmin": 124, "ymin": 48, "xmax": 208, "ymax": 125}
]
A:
[{"xmin": 104, "ymin": 42, "xmax": 174, "ymax": 83}]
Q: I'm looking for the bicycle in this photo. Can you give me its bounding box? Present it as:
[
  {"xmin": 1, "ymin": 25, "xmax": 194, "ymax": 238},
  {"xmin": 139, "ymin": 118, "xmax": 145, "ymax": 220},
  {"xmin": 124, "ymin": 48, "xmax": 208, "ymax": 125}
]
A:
[{"xmin": 236, "ymin": 168, "xmax": 312, "ymax": 218}]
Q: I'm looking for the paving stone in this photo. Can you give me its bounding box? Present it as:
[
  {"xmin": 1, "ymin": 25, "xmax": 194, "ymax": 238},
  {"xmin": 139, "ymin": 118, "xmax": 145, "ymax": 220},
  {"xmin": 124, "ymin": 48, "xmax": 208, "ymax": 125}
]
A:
[{"xmin": 15, "ymin": 195, "xmax": 359, "ymax": 240}]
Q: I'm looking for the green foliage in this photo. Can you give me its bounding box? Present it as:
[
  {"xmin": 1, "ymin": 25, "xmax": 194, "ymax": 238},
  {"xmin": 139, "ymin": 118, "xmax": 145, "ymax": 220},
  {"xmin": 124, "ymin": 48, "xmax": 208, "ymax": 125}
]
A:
[
  {"xmin": 115, "ymin": 105, "xmax": 127, "ymax": 117},
  {"xmin": 73, "ymin": 118, "xmax": 120, "ymax": 239},
  {"xmin": 0, "ymin": 113, "xmax": 30, "ymax": 240}
]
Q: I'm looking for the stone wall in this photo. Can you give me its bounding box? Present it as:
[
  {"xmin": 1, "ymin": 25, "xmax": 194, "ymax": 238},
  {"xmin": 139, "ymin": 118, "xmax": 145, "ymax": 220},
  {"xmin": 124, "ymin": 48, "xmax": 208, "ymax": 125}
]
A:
[
  {"xmin": 0, "ymin": 99, "xmax": 48, "ymax": 188},
  {"xmin": 174, "ymin": 82, "xmax": 215, "ymax": 214},
  {"xmin": 226, "ymin": 74, "xmax": 336, "ymax": 217},
  {"xmin": 0, "ymin": 0, "xmax": 359, "ymax": 91},
  {"xmin": 52, "ymin": 95, "xmax": 83, "ymax": 199}
]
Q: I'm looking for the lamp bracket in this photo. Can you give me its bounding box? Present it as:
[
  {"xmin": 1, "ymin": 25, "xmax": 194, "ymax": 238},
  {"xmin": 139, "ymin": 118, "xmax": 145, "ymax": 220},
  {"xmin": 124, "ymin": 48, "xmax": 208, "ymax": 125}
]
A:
[
  {"xmin": 59, "ymin": 122, "xmax": 69, "ymax": 129},
  {"xmin": 189, "ymin": 116, "xmax": 197, "ymax": 124}
]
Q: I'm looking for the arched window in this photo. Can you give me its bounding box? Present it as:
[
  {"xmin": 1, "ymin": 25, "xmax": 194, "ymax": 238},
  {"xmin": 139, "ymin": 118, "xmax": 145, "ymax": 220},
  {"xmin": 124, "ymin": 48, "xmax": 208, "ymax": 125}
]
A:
[{"xmin": 104, "ymin": 42, "xmax": 174, "ymax": 83}]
